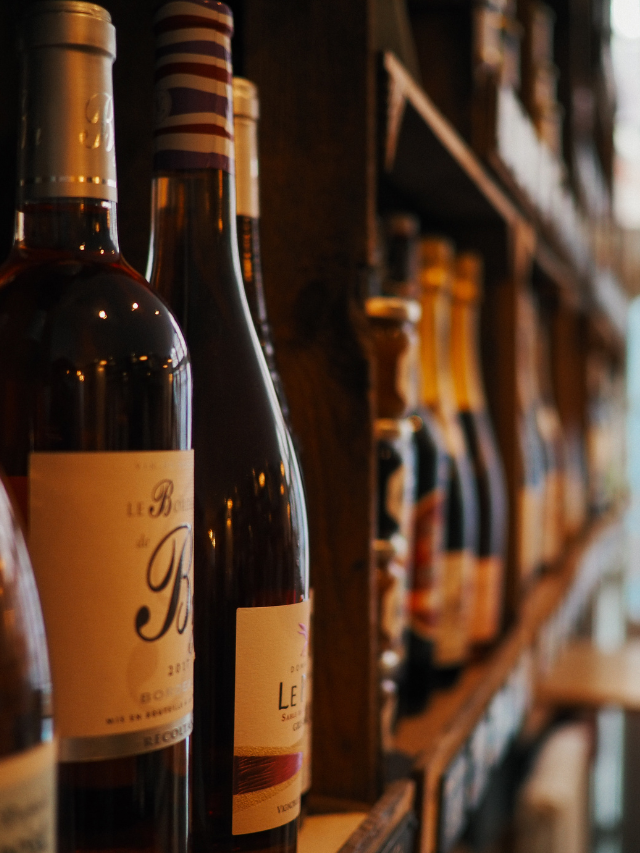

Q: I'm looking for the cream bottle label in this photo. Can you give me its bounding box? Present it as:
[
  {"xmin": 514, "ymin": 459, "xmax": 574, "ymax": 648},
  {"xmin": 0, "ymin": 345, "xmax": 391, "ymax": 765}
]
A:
[
  {"xmin": 517, "ymin": 485, "xmax": 543, "ymax": 583},
  {"xmin": 469, "ymin": 555, "xmax": 503, "ymax": 644},
  {"xmin": 0, "ymin": 741, "xmax": 56, "ymax": 853},
  {"xmin": 410, "ymin": 487, "xmax": 445, "ymax": 642},
  {"xmin": 233, "ymin": 599, "xmax": 311, "ymax": 835},
  {"xmin": 28, "ymin": 451, "xmax": 194, "ymax": 762},
  {"xmin": 300, "ymin": 590, "xmax": 313, "ymax": 796}
]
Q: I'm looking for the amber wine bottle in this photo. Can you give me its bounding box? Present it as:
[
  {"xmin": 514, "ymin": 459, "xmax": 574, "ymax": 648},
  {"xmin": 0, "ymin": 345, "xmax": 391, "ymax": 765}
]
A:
[
  {"xmin": 0, "ymin": 4, "xmax": 193, "ymax": 852},
  {"xmin": 417, "ymin": 238, "xmax": 479, "ymax": 681},
  {"xmin": 147, "ymin": 4, "xmax": 310, "ymax": 852},
  {"xmin": 450, "ymin": 254, "xmax": 507, "ymax": 646},
  {"xmin": 0, "ymin": 477, "xmax": 54, "ymax": 852}
]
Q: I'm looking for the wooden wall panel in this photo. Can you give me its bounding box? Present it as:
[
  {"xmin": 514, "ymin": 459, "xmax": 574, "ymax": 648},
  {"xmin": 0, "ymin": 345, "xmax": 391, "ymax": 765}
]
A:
[{"xmin": 244, "ymin": 0, "xmax": 381, "ymax": 805}]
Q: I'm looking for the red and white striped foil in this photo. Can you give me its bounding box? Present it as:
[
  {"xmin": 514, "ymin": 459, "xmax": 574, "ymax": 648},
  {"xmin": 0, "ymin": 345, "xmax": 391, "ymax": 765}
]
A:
[{"xmin": 153, "ymin": 1, "xmax": 234, "ymax": 173}]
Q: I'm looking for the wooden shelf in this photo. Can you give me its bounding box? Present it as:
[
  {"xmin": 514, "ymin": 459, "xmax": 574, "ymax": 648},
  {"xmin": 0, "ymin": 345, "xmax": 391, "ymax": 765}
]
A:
[
  {"xmin": 538, "ymin": 639, "xmax": 640, "ymax": 711},
  {"xmin": 301, "ymin": 780, "xmax": 416, "ymax": 853},
  {"xmin": 392, "ymin": 508, "xmax": 625, "ymax": 853},
  {"xmin": 380, "ymin": 50, "xmax": 627, "ymax": 349},
  {"xmin": 380, "ymin": 51, "xmax": 520, "ymax": 229}
]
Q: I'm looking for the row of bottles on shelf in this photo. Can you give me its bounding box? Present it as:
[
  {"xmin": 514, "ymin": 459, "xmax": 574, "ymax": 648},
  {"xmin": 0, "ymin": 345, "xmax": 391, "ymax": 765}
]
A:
[
  {"xmin": 369, "ymin": 233, "xmax": 506, "ymax": 730},
  {"xmin": 368, "ymin": 212, "xmax": 627, "ymax": 744},
  {"xmin": 0, "ymin": 3, "xmax": 311, "ymax": 853}
]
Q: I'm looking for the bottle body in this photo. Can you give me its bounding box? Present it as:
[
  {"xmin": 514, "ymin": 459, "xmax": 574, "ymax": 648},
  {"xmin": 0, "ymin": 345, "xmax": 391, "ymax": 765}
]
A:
[
  {"xmin": 0, "ymin": 213, "xmax": 193, "ymax": 853},
  {"xmin": 0, "ymin": 6, "xmax": 193, "ymax": 851},
  {"xmin": 0, "ymin": 476, "xmax": 55, "ymax": 853}
]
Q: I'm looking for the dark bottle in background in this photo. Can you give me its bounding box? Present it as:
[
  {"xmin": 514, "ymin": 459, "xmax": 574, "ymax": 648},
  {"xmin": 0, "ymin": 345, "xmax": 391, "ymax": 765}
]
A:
[
  {"xmin": 147, "ymin": 4, "xmax": 309, "ymax": 851},
  {"xmin": 515, "ymin": 289, "xmax": 546, "ymax": 587},
  {"xmin": 0, "ymin": 477, "xmax": 54, "ymax": 853},
  {"xmin": 450, "ymin": 253, "xmax": 507, "ymax": 647},
  {"xmin": 402, "ymin": 406, "xmax": 448, "ymax": 712},
  {"xmin": 0, "ymin": 4, "xmax": 193, "ymax": 852},
  {"xmin": 534, "ymin": 305, "xmax": 565, "ymax": 568}
]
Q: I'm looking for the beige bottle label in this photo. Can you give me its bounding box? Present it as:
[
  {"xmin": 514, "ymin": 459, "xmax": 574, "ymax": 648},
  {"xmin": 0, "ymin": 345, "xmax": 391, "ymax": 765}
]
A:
[
  {"xmin": 435, "ymin": 550, "xmax": 473, "ymax": 666},
  {"xmin": 0, "ymin": 741, "xmax": 56, "ymax": 853},
  {"xmin": 469, "ymin": 555, "xmax": 503, "ymax": 645},
  {"xmin": 542, "ymin": 470, "xmax": 563, "ymax": 565},
  {"xmin": 29, "ymin": 451, "xmax": 194, "ymax": 762},
  {"xmin": 517, "ymin": 484, "xmax": 542, "ymax": 584},
  {"xmin": 233, "ymin": 599, "xmax": 311, "ymax": 835}
]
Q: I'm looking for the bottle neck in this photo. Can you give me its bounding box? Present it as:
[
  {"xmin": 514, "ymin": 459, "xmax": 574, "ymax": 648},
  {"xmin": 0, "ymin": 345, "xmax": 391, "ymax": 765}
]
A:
[
  {"xmin": 235, "ymin": 114, "xmax": 260, "ymax": 220},
  {"xmin": 419, "ymin": 288, "xmax": 456, "ymax": 414},
  {"xmin": 16, "ymin": 11, "xmax": 119, "ymax": 259},
  {"xmin": 14, "ymin": 199, "xmax": 120, "ymax": 259},
  {"xmin": 237, "ymin": 214, "xmax": 270, "ymax": 332},
  {"xmin": 450, "ymin": 299, "xmax": 486, "ymax": 412},
  {"xmin": 147, "ymin": 170, "xmax": 243, "ymax": 307}
]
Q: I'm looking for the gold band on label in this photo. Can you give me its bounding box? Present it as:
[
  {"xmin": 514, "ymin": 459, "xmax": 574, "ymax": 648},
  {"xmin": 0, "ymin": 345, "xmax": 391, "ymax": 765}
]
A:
[{"xmin": 58, "ymin": 713, "xmax": 193, "ymax": 763}]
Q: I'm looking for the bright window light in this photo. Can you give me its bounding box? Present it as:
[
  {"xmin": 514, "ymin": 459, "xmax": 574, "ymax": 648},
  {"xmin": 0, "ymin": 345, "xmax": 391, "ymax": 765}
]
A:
[{"xmin": 612, "ymin": 0, "xmax": 640, "ymax": 39}]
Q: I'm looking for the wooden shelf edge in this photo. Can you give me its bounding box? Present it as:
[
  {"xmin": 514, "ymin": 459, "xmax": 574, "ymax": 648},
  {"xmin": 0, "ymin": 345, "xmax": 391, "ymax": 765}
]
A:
[
  {"xmin": 382, "ymin": 51, "xmax": 520, "ymax": 228},
  {"xmin": 300, "ymin": 780, "xmax": 416, "ymax": 853},
  {"xmin": 538, "ymin": 638, "xmax": 640, "ymax": 711}
]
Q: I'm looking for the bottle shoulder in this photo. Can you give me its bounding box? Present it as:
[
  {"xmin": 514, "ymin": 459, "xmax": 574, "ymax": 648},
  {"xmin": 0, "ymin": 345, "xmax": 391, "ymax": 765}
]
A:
[{"xmin": 0, "ymin": 254, "xmax": 189, "ymax": 366}]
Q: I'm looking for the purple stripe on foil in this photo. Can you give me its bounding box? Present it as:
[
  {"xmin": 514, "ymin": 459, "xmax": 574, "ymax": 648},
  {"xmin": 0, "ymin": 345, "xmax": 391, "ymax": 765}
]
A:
[
  {"xmin": 163, "ymin": 87, "xmax": 229, "ymax": 119},
  {"xmin": 154, "ymin": 149, "xmax": 233, "ymax": 173},
  {"xmin": 156, "ymin": 40, "xmax": 230, "ymax": 61}
]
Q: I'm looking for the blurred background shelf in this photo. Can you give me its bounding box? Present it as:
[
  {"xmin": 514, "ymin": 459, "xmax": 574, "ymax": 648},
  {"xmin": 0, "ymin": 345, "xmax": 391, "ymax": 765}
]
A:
[{"xmin": 391, "ymin": 507, "xmax": 625, "ymax": 853}]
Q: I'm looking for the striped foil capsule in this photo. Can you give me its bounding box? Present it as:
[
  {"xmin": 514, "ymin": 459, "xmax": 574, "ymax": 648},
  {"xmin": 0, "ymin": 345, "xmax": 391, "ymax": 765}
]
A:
[{"xmin": 153, "ymin": 0, "xmax": 234, "ymax": 172}]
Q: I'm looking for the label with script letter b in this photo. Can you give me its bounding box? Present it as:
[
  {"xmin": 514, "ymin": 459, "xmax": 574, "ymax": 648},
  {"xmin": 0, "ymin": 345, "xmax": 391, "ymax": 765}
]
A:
[{"xmin": 28, "ymin": 450, "xmax": 194, "ymax": 763}]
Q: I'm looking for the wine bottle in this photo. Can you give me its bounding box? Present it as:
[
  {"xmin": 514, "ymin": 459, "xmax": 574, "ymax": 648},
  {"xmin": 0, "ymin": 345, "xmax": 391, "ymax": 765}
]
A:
[
  {"xmin": 450, "ymin": 253, "xmax": 507, "ymax": 646},
  {"xmin": 417, "ymin": 238, "xmax": 478, "ymax": 681},
  {"xmin": 147, "ymin": 4, "xmax": 310, "ymax": 852},
  {"xmin": 515, "ymin": 289, "xmax": 545, "ymax": 585},
  {"xmin": 233, "ymin": 76, "xmax": 290, "ymax": 424},
  {"xmin": 0, "ymin": 477, "xmax": 54, "ymax": 852},
  {"xmin": 0, "ymin": 5, "xmax": 193, "ymax": 852},
  {"xmin": 534, "ymin": 312, "xmax": 565, "ymax": 567},
  {"xmin": 373, "ymin": 223, "xmax": 449, "ymax": 710}
]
